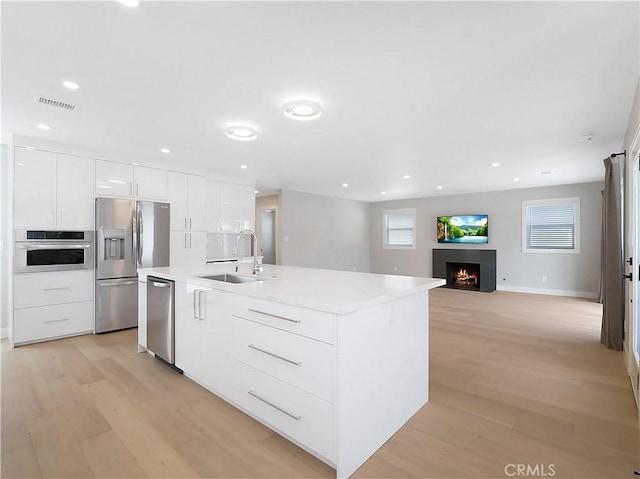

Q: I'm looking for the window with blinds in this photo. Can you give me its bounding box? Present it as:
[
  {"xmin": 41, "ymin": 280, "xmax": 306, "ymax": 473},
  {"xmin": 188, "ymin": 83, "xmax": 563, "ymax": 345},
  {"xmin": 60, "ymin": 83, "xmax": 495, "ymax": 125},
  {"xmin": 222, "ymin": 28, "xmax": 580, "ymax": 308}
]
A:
[
  {"xmin": 522, "ymin": 197, "xmax": 580, "ymax": 253},
  {"xmin": 383, "ymin": 208, "xmax": 416, "ymax": 249}
]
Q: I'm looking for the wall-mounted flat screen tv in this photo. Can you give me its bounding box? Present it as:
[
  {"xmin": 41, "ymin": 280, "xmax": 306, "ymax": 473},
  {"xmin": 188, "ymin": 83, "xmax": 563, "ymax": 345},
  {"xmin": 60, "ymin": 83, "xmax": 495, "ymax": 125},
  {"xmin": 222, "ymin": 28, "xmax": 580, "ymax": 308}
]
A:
[{"xmin": 437, "ymin": 215, "xmax": 488, "ymax": 244}]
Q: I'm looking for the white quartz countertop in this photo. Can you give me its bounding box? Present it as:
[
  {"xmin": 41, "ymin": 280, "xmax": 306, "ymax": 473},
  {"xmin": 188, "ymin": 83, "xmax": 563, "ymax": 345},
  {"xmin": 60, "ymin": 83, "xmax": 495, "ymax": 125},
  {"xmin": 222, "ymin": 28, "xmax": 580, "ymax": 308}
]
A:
[{"xmin": 139, "ymin": 263, "xmax": 445, "ymax": 314}]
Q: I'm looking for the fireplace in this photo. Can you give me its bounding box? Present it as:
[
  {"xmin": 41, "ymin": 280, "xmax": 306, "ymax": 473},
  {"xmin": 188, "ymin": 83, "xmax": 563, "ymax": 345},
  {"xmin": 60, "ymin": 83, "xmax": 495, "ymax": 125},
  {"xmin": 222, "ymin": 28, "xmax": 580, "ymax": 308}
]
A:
[
  {"xmin": 432, "ymin": 249, "xmax": 496, "ymax": 292},
  {"xmin": 446, "ymin": 262, "xmax": 481, "ymax": 291}
]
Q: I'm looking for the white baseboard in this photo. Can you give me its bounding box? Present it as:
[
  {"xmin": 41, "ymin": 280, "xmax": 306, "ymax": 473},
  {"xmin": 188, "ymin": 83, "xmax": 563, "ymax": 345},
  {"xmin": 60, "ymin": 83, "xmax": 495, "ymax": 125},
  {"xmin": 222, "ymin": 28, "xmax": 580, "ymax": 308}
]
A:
[{"xmin": 496, "ymin": 285, "xmax": 597, "ymax": 300}]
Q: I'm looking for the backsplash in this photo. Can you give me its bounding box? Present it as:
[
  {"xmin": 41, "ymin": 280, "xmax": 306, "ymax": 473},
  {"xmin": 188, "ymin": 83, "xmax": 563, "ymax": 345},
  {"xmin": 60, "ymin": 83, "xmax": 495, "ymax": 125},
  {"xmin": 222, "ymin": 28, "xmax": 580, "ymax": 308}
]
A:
[{"xmin": 206, "ymin": 233, "xmax": 253, "ymax": 260}]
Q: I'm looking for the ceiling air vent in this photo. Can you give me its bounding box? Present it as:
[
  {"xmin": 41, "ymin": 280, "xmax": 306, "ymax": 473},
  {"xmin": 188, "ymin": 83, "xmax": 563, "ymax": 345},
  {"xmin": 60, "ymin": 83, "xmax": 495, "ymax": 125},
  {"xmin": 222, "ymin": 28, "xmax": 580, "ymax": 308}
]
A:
[{"xmin": 34, "ymin": 96, "xmax": 76, "ymax": 111}]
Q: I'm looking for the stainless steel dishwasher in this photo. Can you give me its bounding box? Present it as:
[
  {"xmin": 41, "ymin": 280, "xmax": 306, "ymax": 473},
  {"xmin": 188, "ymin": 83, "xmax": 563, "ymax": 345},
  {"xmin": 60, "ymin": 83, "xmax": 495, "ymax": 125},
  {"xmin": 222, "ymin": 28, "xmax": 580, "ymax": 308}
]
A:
[{"xmin": 146, "ymin": 276, "xmax": 176, "ymax": 365}]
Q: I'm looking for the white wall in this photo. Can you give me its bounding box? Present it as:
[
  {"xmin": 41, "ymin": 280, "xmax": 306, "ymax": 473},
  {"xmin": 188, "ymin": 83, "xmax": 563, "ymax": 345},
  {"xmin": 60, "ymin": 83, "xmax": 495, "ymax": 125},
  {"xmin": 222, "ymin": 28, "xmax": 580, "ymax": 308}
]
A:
[
  {"xmin": 279, "ymin": 190, "xmax": 370, "ymax": 272},
  {"xmin": 370, "ymin": 182, "xmax": 603, "ymax": 297}
]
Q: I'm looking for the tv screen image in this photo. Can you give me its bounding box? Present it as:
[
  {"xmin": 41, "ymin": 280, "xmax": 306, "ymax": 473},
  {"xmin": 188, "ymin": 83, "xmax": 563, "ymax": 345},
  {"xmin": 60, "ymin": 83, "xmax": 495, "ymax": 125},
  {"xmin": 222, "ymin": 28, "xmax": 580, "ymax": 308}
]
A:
[{"xmin": 437, "ymin": 215, "xmax": 488, "ymax": 244}]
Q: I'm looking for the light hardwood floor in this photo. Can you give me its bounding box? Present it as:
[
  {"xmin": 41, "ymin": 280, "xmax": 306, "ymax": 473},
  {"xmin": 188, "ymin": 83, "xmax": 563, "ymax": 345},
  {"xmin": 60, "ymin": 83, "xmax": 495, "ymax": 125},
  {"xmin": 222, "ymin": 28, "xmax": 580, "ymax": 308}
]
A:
[{"xmin": 2, "ymin": 288, "xmax": 638, "ymax": 478}]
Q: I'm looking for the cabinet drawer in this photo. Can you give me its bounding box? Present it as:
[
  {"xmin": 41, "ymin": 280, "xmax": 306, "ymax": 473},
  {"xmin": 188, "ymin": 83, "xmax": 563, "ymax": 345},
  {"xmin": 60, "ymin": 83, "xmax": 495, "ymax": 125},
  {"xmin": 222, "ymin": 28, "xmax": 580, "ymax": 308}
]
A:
[
  {"xmin": 232, "ymin": 316, "xmax": 334, "ymax": 402},
  {"xmin": 233, "ymin": 361, "xmax": 334, "ymax": 462},
  {"xmin": 13, "ymin": 270, "xmax": 94, "ymax": 309},
  {"xmin": 236, "ymin": 298, "xmax": 334, "ymax": 344},
  {"xmin": 14, "ymin": 301, "xmax": 94, "ymax": 344}
]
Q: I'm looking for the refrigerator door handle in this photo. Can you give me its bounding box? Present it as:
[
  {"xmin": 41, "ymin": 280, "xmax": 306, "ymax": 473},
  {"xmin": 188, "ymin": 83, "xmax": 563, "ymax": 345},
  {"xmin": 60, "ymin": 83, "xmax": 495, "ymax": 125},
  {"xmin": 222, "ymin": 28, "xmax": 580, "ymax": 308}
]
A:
[
  {"xmin": 132, "ymin": 213, "xmax": 138, "ymax": 267},
  {"xmin": 137, "ymin": 210, "xmax": 144, "ymax": 266}
]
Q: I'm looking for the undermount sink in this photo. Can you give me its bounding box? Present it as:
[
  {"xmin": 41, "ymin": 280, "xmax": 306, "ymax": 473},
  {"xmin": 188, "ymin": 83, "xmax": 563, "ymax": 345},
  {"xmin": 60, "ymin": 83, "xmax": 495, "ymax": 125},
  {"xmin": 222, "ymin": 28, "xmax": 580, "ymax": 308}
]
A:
[{"xmin": 199, "ymin": 273, "xmax": 267, "ymax": 284}]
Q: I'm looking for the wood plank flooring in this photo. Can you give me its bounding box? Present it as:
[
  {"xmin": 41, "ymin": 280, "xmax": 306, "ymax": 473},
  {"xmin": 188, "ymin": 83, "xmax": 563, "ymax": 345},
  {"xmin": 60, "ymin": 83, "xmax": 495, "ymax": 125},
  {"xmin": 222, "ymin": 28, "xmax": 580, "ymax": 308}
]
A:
[{"xmin": 2, "ymin": 289, "xmax": 638, "ymax": 478}]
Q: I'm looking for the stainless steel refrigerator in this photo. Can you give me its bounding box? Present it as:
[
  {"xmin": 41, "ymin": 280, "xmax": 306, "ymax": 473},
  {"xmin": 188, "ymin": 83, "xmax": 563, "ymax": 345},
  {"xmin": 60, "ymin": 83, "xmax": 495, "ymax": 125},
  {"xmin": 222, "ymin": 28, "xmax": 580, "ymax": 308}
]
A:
[{"xmin": 95, "ymin": 198, "xmax": 170, "ymax": 333}]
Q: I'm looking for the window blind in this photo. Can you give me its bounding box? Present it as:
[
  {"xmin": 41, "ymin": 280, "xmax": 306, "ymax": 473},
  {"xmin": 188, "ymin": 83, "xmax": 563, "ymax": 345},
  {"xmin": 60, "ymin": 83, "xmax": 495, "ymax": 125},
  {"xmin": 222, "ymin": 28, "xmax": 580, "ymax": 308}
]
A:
[
  {"xmin": 526, "ymin": 203, "xmax": 575, "ymax": 249},
  {"xmin": 385, "ymin": 212, "xmax": 415, "ymax": 247}
]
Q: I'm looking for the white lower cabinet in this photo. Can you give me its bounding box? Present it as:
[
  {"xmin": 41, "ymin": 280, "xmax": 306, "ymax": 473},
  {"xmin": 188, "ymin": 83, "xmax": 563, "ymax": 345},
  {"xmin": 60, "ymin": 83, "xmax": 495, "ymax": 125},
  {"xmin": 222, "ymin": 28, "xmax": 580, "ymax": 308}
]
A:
[
  {"xmin": 173, "ymin": 285, "xmax": 336, "ymax": 464},
  {"xmin": 13, "ymin": 270, "xmax": 95, "ymax": 345},
  {"xmin": 233, "ymin": 360, "xmax": 334, "ymax": 462},
  {"xmin": 232, "ymin": 316, "xmax": 334, "ymax": 402},
  {"xmin": 174, "ymin": 282, "xmax": 236, "ymax": 397},
  {"xmin": 14, "ymin": 301, "xmax": 93, "ymax": 344},
  {"xmin": 174, "ymin": 281, "xmax": 204, "ymax": 380},
  {"xmin": 13, "ymin": 270, "xmax": 94, "ymax": 308}
]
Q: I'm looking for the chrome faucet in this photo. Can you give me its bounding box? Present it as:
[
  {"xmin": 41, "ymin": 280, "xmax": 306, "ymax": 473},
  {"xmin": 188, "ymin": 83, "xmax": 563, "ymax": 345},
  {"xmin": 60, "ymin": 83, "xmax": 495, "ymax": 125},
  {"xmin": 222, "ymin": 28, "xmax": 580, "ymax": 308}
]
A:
[{"xmin": 233, "ymin": 229, "xmax": 263, "ymax": 275}]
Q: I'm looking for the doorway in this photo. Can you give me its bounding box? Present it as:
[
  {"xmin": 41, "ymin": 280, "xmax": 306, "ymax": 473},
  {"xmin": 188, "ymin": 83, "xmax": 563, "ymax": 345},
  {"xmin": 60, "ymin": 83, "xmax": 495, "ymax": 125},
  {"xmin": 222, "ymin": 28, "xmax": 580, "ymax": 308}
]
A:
[
  {"xmin": 259, "ymin": 209, "xmax": 276, "ymax": 265},
  {"xmin": 632, "ymin": 151, "xmax": 640, "ymax": 404}
]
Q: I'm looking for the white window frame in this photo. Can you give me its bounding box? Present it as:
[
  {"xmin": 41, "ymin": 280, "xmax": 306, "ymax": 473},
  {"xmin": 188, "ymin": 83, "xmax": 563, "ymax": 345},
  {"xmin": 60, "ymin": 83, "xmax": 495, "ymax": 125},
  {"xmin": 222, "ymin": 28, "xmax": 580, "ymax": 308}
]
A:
[
  {"xmin": 383, "ymin": 208, "xmax": 416, "ymax": 250},
  {"xmin": 522, "ymin": 197, "xmax": 581, "ymax": 254}
]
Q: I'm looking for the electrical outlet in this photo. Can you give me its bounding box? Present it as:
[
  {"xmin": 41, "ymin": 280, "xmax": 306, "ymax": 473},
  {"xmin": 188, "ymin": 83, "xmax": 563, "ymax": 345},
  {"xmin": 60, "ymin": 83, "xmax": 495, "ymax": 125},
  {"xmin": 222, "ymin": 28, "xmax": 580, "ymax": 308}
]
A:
[
  {"xmin": 542, "ymin": 276, "xmax": 548, "ymax": 283},
  {"xmin": 393, "ymin": 266, "xmax": 398, "ymax": 272}
]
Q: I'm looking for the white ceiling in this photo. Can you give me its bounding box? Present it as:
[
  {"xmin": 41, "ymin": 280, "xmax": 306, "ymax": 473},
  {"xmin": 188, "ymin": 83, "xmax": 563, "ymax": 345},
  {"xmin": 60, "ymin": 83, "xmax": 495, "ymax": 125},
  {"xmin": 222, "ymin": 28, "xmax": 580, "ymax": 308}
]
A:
[{"xmin": 2, "ymin": 1, "xmax": 638, "ymax": 202}]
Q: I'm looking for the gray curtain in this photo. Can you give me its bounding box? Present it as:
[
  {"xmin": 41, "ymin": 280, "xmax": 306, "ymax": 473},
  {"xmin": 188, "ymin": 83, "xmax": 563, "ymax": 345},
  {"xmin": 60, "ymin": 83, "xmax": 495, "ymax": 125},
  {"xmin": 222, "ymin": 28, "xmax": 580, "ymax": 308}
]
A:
[{"xmin": 600, "ymin": 156, "xmax": 624, "ymax": 350}]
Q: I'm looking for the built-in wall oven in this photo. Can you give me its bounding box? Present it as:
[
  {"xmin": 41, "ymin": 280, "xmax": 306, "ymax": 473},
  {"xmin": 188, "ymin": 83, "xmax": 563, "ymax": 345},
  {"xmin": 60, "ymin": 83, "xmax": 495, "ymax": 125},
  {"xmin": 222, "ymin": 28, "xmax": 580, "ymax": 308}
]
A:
[{"xmin": 14, "ymin": 229, "xmax": 94, "ymax": 273}]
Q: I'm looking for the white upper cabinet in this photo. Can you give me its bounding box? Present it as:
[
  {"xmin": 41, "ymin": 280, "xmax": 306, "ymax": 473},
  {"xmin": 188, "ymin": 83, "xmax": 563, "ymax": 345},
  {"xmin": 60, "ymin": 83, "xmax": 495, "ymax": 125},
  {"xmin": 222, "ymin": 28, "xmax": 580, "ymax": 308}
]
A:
[
  {"xmin": 56, "ymin": 154, "xmax": 95, "ymax": 229},
  {"xmin": 187, "ymin": 175, "xmax": 206, "ymax": 232},
  {"xmin": 96, "ymin": 160, "xmax": 167, "ymax": 200},
  {"xmin": 206, "ymin": 180, "xmax": 255, "ymax": 233},
  {"xmin": 15, "ymin": 148, "xmax": 94, "ymax": 229},
  {"xmin": 14, "ymin": 148, "xmax": 57, "ymax": 228},
  {"xmin": 168, "ymin": 172, "xmax": 206, "ymax": 268},
  {"xmin": 218, "ymin": 182, "xmax": 237, "ymax": 233},
  {"xmin": 168, "ymin": 172, "xmax": 205, "ymax": 232},
  {"xmin": 205, "ymin": 180, "xmax": 220, "ymax": 232},
  {"xmin": 134, "ymin": 166, "xmax": 167, "ymax": 201},
  {"xmin": 95, "ymin": 160, "xmax": 133, "ymax": 197},
  {"xmin": 237, "ymin": 184, "xmax": 256, "ymax": 232},
  {"xmin": 168, "ymin": 172, "xmax": 189, "ymax": 230}
]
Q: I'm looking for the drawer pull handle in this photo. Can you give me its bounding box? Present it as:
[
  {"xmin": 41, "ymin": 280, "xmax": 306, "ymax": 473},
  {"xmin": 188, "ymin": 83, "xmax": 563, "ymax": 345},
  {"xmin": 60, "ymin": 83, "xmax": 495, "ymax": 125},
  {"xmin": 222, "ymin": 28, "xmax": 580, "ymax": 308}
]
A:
[
  {"xmin": 248, "ymin": 308, "xmax": 301, "ymax": 324},
  {"xmin": 248, "ymin": 344, "xmax": 301, "ymax": 366},
  {"xmin": 248, "ymin": 390, "xmax": 301, "ymax": 421},
  {"xmin": 43, "ymin": 287, "xmax": 70, "ymax": 291},
  {"xmin": 44, "ymin": 318, "xmax": 70, "ymax": 324}
]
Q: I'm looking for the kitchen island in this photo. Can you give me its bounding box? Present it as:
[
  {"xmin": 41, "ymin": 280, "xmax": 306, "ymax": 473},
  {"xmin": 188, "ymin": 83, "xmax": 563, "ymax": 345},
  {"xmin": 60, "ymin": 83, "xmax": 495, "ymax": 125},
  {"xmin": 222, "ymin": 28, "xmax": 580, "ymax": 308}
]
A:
[{"xmin": 138, "ymin": 263, "xmax": 444, "ymax": 479}]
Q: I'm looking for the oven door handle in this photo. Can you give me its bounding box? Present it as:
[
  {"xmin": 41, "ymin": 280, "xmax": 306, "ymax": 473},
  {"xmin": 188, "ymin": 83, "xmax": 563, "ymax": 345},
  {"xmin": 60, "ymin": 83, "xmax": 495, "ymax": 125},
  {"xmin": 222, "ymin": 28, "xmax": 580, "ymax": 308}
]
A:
[{"xmin": 15, "ymin": 244, "xmax": 92, "ymax": 250}]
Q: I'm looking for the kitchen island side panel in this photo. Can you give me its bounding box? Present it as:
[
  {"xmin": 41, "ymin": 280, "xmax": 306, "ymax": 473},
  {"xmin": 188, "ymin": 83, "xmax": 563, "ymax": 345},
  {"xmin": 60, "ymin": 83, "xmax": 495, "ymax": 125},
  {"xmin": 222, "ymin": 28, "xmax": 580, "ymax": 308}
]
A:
[{"xmin": 336, "ymin": 291, "xmax": 429, "ymax": 479}]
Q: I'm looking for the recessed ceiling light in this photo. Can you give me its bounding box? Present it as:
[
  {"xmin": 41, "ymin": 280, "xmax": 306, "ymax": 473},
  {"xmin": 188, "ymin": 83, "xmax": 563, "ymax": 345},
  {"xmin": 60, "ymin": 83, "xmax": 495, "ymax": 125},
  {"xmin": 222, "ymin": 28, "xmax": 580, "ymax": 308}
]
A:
[
  {"xmin": 225, "ymin": 126, "xmax": 258, "ymax": 141},
  {"xmin": 117, "ymin": 0, "xmax": 139, "ymax": 7},
  {"xmin": 160, "ymin": 148, "xmax": 170, "ymax": 154},
  {"xmin": 37, "ymin": 124, "xmax": 52, "ymax": 130},
  {"xmin": 342, "ymin": 183, "xmax": 349, "ymax": 188},
  {"xmin": 578, "ymin": 134, "xmax": 594, "ymax": 142},
  {"xmin": 437, "ymin": 185, "xmax": 443, "ymax": 189},
  {"xmin": 62, "ymin": 80, "xmax": 79, "ymax": 90},
  {"xmin": 254, "ymin": 190, "xmax": 259, "ymax": 195},
  {"xmin": 240, "ymin": 165, "xmax": 248, "ymax": 170},
  {"xmin": 283, "ymin": 100, "xmax": 323, "ymax": 121},
  {"xmin": 492, "ymin": 162, "xmax": 500, "ymax": 167},
  {"xmin": 402, "ymin": 175, "xmax": 411, "ymax": 179},
  {"xmin": 513, "ymin": 177, "xmax": 520, "ymax": 182},
  {"xmin": 381, "ymin": 191, "xmax": 387, "ymax": 195}
]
